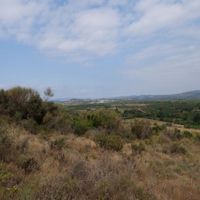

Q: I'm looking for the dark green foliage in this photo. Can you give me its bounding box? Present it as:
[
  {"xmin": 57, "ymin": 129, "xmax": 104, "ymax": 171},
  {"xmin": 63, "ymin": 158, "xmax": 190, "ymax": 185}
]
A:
[
  {"xmin": 0, "ymin": 87, "xmax": 73, "ymax": 134},
  {"xmin": 73, "ymin": 118, "xmax": 92, "ymax": 136},
  {"xmin": 0, "ymin": 90, "xmax": 7, "ymax": 115},
  {"xmin": 152, "ymin": 123, "xmax": 167, "ymax": 134},
  {"xmin": 72, "ymin": 110, "xmax": 122, "ymax": 136},
  {"xmin": 95, "ymin": 133, "xmax": 123, "ymax": 151},
  {"xmin": 123, "ymin": 101, "xmax": 200, "ymax": 128},
  {"xmin": 6, "ymin": 87, "xmax": 44, "ymax": 123},
  {"xmin": 182, "ymin": 131, "xmax": 193, "ymax": 138},
  {"xmin": 86, "ymin": 110, "xmax": 121, "ymax": 130}
]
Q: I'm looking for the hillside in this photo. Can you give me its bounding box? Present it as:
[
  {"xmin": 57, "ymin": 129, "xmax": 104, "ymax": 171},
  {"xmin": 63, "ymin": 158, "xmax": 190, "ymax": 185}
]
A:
[
  {"xmin": 0, "ymin": 87, "xmax": 200, "ymax": 200},
  {"xmin": 125, "ymin": 90, "xmax": 200, "ymax": 101}
]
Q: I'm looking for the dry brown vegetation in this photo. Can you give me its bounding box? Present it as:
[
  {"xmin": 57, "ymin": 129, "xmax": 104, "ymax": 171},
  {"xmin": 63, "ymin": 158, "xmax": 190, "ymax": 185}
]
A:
[
  {"xmin": 0, "ymin": 117, "xmax": 200, "ymax": 200},
  {"xmin": 1, "ymin": 87, "xmax": 200, "ymax": 200}
]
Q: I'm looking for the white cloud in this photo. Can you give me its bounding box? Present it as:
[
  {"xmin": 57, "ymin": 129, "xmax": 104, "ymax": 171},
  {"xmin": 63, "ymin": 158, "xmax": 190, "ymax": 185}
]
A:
[
  {"xmin": 123, "ymin": 42, "xmax": 200, "ymax": 94},
  {"xmin": 0, "ymin": 0, "xmax": 200, "ymax": 59}
]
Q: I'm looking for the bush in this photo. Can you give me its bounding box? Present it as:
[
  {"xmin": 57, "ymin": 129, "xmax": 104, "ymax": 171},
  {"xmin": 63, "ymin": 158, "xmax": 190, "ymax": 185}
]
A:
[
  {"xmin": 195, "ymin": 135, "xmax": 200, "ymax": 142},
  {"xmin": 0, "ymin": 126, "xmax": 14, "ymax": 162},
  {"xmin": 182, "ymin": 131, "xmax": 193, "ymax": 138},
  {"xmin": 21, "ymin": 119, "xmax": 39, "ymax": 134},
  {"xmin": 131, "ymin": 120, "xmax": 153, "ymax": 139},
  {"xmin": 132, "ymin": 143, "xmax": 146, "ymax": 154},
  {"xmin": 6, "ymin": 87, "xmax": 44, "ymax": 123},
  {"xmin": 73, "ymin": 118, "xmax": 92, "ymax": 136},
  {"xmin": 50, "ymin": 138, "xmax": 65, "ymax": 150},
  {"xmin": 0, "ymin": 89, "xmax": 7, "ymax": 114},
  {"xmin": 95, "ymin": 133, "xmax": 123, "ymax": 151},
  {"xmin": 17, "ymin": 157, "xmax": 39, "ymax": 174},
  {"xmin": 170, "ymin": 143, "xmax": 187, "ymax": 155},
  {"xmin": 43, "ymin": 109, "xmax": 72, "ymax": 134},
  {"xmin": 87, "ymin": 110, "xmax": 121, "ymax": 131},
  {"xmin": 152, "ymin": 123, "xmax": 166, "ymax": 133},
  {"xmin": 164, "ymin": 128, "xmax": 183, "ymax": 140}
]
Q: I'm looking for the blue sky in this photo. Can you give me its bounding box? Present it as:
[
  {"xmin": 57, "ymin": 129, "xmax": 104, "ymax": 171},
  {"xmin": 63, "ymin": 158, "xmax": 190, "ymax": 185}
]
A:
[{"xmin": 0, "ymin": 0, "xmax": 200, "ymax": 98}]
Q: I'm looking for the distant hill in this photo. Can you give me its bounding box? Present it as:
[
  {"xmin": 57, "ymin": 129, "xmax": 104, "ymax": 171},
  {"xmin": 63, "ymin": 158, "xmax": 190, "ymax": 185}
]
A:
[
  {"xmin": 55, "ymin": 90, "xmax": 200, "ymax": 104},
  {"xmin": 120, "ymin": 90, "xmax": 200, "ymax": 101}
]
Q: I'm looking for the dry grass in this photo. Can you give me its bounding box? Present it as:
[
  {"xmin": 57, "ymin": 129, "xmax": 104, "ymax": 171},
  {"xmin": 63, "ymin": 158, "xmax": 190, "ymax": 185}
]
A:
[{"xmin": 0, "ymin": 120, "xmax": 200, "ymax": 200}]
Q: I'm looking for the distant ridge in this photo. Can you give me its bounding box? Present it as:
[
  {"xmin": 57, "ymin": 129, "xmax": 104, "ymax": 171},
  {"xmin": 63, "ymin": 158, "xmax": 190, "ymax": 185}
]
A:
[
  {"xmin": 113, "ymin": 90, "xmax": 200, "ymax": 101},
  {"xmin": 54, "ymin": 90, "xmax": 200, "ymax": 104}
]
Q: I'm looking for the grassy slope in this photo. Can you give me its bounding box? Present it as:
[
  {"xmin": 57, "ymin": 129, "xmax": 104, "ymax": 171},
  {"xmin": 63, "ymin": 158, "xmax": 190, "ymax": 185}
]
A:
[{"xmin": 0, "ymin": 119, "xmax": 200, "ymax": 200}]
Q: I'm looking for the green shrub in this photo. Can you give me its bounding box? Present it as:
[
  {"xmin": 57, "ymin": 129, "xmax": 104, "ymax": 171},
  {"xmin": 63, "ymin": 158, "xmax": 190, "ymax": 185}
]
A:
[
  {"xmin": 182, "ymin": 131, "xmax": 193, "ymax": 138},
  {"xmin": 50, "ymin": 138, "xmax": 65, "ymax": 150},
  {"xmin": 132, "ymin": 143, "xmax": 146, "ymax": 154},
  {"xmin": 73, "ymin": 118, "xmax": 92, "ymax": 136},
  {"xmin": 152, "ymin": 123, "xmax": 166, "ymax": 133},
  {"xmin": 87, "ymin": 110, "xmax": 121, "ymax": 131},
  {"xmin": 131, "ymin": 120, "xmax": 153, "ymax": 139},
  {"xmin": 6, "ymin": 87, "xmax": 44, "ymax": 123},
  {"xmin": 95, "ymin": 133, "xmax": 123, "ymax": 151}
]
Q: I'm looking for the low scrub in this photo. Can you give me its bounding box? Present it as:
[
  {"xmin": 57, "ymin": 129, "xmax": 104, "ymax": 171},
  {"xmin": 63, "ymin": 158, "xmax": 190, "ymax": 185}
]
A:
[
  {"xmin": 17, "ymin": 156, "xmax": 39, "ymax": 174},
  {"xmin": 73, "ymin": 118, "xmax": 93, "ymax": 136},
  {"xmin": 164, "ymin": 128, "xmax": 183, "ymax": 140},
  {"xmin": 95, "ymin": 133, "xmax": 123, "ymax": 151},
  {"xmin": 182, "ymin": 131, "xmax": 193, "ymax": 138},
  {"xmin": 132, "ymin": 142, "xmax": 146, "ymax": 154},
  {"xmin": 131, "ymin": 120, "xmax": 153, "ymax": 139},
  {"xmin": 50, "ymin": 138, "xmax": 65, "ymax": 150},
  {"xmin": 169, "ymin": 143, "xmax": 187, "ymax": 155}
]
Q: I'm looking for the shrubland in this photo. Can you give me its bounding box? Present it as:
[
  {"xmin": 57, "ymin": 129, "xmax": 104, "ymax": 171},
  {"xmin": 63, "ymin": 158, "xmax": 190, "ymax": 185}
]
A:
[{"xmin": 0, "ymin": 87, "xmax": 200, "ymax": 199}]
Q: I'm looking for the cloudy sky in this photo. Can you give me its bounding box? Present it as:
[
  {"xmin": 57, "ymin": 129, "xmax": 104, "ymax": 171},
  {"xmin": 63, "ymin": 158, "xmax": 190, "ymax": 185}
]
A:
[{"xmin": 0, "ymin": 0, "xmax": 200, "ymax": 98}]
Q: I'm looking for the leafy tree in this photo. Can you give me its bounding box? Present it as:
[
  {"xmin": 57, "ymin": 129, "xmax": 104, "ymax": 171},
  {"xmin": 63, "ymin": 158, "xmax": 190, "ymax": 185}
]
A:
[
  {"xmin": 44, "ymin": 87, "xmax": 54, "ymax": 101},
  {"xmin": 6, "ymin": 87, "xmax": 44, "ymax": 123}
]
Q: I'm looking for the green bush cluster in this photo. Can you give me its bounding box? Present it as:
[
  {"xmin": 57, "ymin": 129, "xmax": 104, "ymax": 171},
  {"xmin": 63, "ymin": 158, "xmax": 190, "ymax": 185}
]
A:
[
  {"xmin": 123, "ymin": 101, "xmax": 200, "ymax": 128},
  {"xmin": 182, "ymin": 131, "xmax": 193, "ymax": 138},
  {"xmin": 73, "ymin": 117, "xmax": 93, "ymax": 136},
  {"xmin": 0, "ymin": 87, "xmax": 44, "ymax": 123},
  {"xmin": 0, "ymin": 87, "xmax": 72, "ymax": 134},
  {"xmin": 86, "ymin": 110, "xmax": 121, "ymax": 130},
  {"xmin": 72, "ymin": 110, "xmax": 121, "ymax": 135}
]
